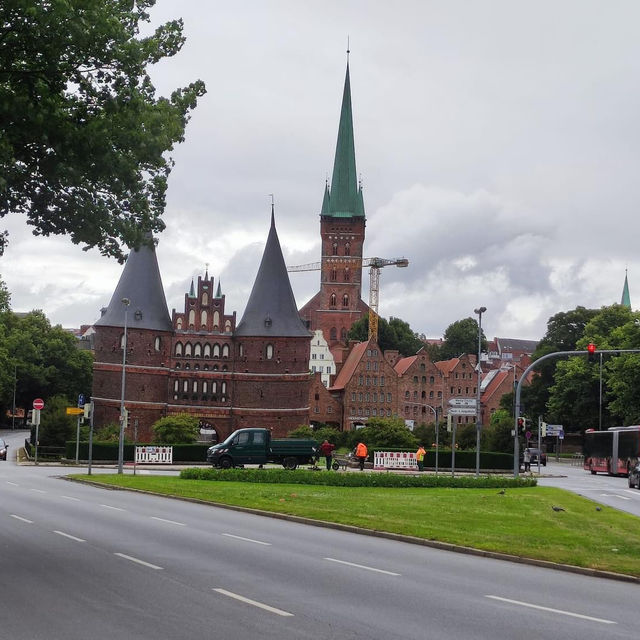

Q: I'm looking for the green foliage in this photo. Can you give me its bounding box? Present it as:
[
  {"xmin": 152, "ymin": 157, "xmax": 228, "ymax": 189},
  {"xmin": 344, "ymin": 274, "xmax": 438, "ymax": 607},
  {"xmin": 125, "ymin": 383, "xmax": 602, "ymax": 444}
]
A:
[
  {"xmin": 287, "ymin": 425, "xmax": 314, "ymax": 438},
  {"xmin": 347, "ymin": 316, "xmax": 424, "ymax": 356},
  {"xmin": 440, "ymin": 317, "xmax": 486, "ymax": 360},
  {"xmin": 93, "ymin": 422, "xmax": 122, "ymax": 443},
  {"xmin": 486, "ymin": 409, "xmax": 516, "ymax": 453},
  {"xmin": 0, "ymin": 0, "xmax": 206, "ymax": 259},
  {"xmin": 152, "ymin": 413, "xmax": 199, "ymax": 444},
  {"xmin": 38, "ymin": 395, "xmax": 75, "ymax": 447},
  {"xmin": 180, "ymin": 467, "xmax": 536, "ymax": 488},
  {"xmin": 346, "ymin": 417, "xmax": 417, "ymax": 451}
]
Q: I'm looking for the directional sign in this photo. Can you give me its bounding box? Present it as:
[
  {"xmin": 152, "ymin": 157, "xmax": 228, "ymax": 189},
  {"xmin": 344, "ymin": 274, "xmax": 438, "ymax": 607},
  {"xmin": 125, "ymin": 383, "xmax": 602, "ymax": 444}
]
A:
[
  {"xmin": 545, "ymin": 424, "xmax": 564, "ymax": 436},
  {"xmin": 33, "ymin": 398, "xmax": 44, "ymax": 410},
  {"xmin": 77, "ymin": 393, "xmax": 85, "ymax": 408},
  {"xmin": 447, "ymin": 406, "xmax": 477, "ymax": 416},
  {"xmin": 66, "ymin": 407, "xmax": 84, "ymax": 415},
  {"xmin": 448, "ymin": 398, "xmax": 477, "ymax": 407}
]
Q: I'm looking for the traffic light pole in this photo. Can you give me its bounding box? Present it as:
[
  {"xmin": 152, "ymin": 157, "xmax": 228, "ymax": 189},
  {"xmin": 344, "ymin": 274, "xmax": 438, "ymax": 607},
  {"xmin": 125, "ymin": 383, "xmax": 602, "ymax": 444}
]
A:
[{"xmin": 513, "ymin": 348, "xmax": 640, "ymax": 477}]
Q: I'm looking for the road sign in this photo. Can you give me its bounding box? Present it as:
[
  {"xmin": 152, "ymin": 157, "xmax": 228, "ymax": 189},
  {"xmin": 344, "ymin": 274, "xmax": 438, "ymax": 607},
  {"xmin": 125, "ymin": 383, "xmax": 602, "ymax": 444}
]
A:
[
  {"xmin": 447, "ymin": 406, "xmax": 477, "ymax": 416},
  {"xmin": 33, "ymin": 398, "xmax": 44, "ymax": 410},
  {"xmin": 448, "ymin": 398, "xmax": 477, "ymax": 407},
  {"xmin": 525, "ymin": 430, "xmax": 532, "ymax": 440},
  {"xmin": 66, "ymin": 407, "xmax": 84, "ymax": 415},
  {"xmin": 77, "ymin": 393, "xmax": 85, "ymax": 408}
]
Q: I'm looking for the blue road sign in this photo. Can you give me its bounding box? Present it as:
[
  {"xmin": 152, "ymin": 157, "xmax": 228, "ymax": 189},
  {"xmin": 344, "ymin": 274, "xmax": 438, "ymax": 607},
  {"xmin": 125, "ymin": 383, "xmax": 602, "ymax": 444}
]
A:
[{"xmin": 78, "ymin": 393, "xmax": 85, "ymax": 408}]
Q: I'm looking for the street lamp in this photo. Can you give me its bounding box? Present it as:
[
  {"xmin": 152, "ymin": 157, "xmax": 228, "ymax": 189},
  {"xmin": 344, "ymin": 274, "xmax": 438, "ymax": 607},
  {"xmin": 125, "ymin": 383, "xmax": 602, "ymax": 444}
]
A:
[
  {"xmin": 11, "ymin": 362, "xmax": 17, "ymax": 430},
  {"xmin": 117, "ymin": 297, "xmax": 130, "ymax": 474},
  {"xmin": 474, "ymin": 306, "xmax": 487, "ymax": 478}
]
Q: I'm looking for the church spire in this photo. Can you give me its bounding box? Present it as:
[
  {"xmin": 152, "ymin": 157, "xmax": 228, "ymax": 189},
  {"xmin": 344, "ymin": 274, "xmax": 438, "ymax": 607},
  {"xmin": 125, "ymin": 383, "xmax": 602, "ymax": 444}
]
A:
[
  {"xmin": 621, "ymin": 269, "xmax": 631, "ymax": 308},
  {"xmin": 323, "ymin": 58, "xmax": 365, "ymax": 218}
]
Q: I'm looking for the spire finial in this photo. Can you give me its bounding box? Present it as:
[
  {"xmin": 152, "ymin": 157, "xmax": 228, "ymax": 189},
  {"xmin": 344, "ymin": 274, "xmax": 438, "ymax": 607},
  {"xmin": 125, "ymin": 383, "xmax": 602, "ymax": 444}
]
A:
[
  {"xmin": 268, "ymin": 193, "xmax": 275, "ymax": 224},
  {"xmin": 205, "ymin": 262, "xmax": 209, "ymax": 279}
]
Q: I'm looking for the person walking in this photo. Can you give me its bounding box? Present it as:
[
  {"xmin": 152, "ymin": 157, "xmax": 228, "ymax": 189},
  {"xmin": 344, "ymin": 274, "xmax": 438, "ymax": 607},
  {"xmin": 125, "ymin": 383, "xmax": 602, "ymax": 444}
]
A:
[
  {"xmin": 416, "ymin": 444, "xmax": 426, "ymax": 472},
  {"xmin": 319, "ymin": 439, "xmax": 335, "ymax": 471},
  {"xmin": 355, "ymin": 441, "xmax": 368, "ymax": 471},
  {"xmin": 523, "ymin": 447, "xmax": 531, "ymax": 473}
]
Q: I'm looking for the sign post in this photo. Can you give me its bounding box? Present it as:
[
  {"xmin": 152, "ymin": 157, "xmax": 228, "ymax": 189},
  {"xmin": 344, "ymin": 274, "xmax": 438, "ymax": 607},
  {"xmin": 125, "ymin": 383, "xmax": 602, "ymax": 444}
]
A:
[{"xmin": 32, "ymin": 399, "xmax": 44, "ymax": 465}]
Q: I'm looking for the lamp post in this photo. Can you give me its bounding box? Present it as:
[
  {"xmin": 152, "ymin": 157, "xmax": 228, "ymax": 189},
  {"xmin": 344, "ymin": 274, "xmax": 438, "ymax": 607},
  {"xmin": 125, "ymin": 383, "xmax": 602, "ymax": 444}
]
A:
[
  {"xmin": 117, "ymin": 297, "xmax": 130, "ymax": 474},
  {"xmin": 11, "ymin": 362, "xmax": 17, "ymax": 430},
  {"xmin": 474, "ymin": 306, "xmax": 486, "ymax": 478}
]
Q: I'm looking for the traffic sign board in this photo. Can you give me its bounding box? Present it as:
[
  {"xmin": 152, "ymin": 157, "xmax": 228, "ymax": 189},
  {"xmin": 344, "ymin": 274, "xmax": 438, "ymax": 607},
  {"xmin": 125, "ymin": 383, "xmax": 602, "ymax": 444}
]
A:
[
  {"xmin": 66, "ymin": 407, "xmax": 84, "ymax": 415},
  {"xmin": 545, "ymin": 424, "xmax": 563, "ymax": 435},
  {"xmin": 33, "ymin": 398, "xmax": 44, "ymax": 410},
  {"xmin": 77, "ymin": 393, "xmax": 85, "ymax": 407},
  {"xmin": 447, "ymin": 406, "xmax": 477, "ymax": 416},
  {"xmin": 448, "ymin": 398, "xmax": 477, "ymax": 407}
]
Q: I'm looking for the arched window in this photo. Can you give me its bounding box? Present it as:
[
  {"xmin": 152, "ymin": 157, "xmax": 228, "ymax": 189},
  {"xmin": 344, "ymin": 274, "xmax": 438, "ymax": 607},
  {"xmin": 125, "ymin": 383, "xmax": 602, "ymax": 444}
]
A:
[
  {"xmin": 344, "ymin": 267, "xmax": 350, "ymax": 282},
  {"xmin": 175, "ymin": 342, "xmax": 183, "ymax": 356},
  {"xmin": 266, "ymin": 344, "xmax": 274, "ymax": 359},
  {"xmin": 341, "ymin": 328, "xmax": 347, "ymax": 340},
  {"xmin": 213, "ymin": 344, "xmax": 220, "ymax": 358},
  {"xmin": 203, "ymin": 381, "xmax": 208, "ymax": 394},
  {"xmin": 330, "ymin": 293, "xmax": 337, "ymax": 307},
  {"xmin": 330, "ymin": 327, "xmax": 337, "ymax": 340},
  {"xmin": 202, "ymin": 292, "xmax": 208, "ymax": 306},
  {"xmin": 183, "ymin": 381, "xmax": 188, "ymax": 392},
  {"xmin": 222, "ymin": 344, "xmax": 230, "ymax": 358},
  {"xmin": 184, "ymin": 343, "xmax": 192, "ymax": 356},
  {"xmin": 188, "ymin": 310, "xmax": 195, "ymax": 327},
  {"xmin": 154, "ymin": 336, "xmax": 161, "ymax": 351},
  {"xmin": 203, "ymin": 343, "xmax": 211, "ymax": 358},
  {"xmin": 330, "ymin": 268, "xmax": 337, "ymax": 282},
  {"xmin": 405, "ymin": 390, "xmax": 409, "ymax": 398},
  {"xmin": 173, "ymin": 380, "xmax": 179, "ymax": 392},
  {"xmin": 225, "ymin": 320, "xmax": 231, "ymax": 332},
  {"xmin": 200, "ymin": 310, "xmax": 207, "ymax": 328},
  {"xmin": 420, "ymin": 363, "xmax": 426, "ymax": 371},
  {"xmin": 193, "ymin": 381, "xmax": 198, "ymax": 393},
  {"xmin": 342, "ymin": 294, "xmax": 349, "ymax": 307},
  {"xmin": 221, "ymin": 381, "xmax": 227, "ymax": 395},
  {"xmin": 211, "ymin": 381, "xmax": 217, "ymax": 394},
  {"xmin": 176, "ymin": 317, "xmax": 183, "ymax": 329},
  {"xmin": 194, "ymin": 343, "xmax": 202, "ymax": 357},
  {"xmin": 345, "ymin": 242, "xmax": 350, "ymax": 256},
  {"xmin": 213, "ymin": 311, "xmax": 220, "ymax": 330},
  {"xmin": 332, "ymin": 242, "xmax": 338, "ymax": 255},
  {"xmin": 430, "ymin": 376, "xmax": 435, "ymax": 384}
]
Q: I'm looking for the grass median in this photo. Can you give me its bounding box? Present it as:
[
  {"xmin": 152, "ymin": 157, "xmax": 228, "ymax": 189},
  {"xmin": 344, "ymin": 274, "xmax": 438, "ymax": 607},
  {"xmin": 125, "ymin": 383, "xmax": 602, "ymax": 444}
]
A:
[{"xmin": 72, "ymin": 473, "xmax": 640, "ymax": 578}]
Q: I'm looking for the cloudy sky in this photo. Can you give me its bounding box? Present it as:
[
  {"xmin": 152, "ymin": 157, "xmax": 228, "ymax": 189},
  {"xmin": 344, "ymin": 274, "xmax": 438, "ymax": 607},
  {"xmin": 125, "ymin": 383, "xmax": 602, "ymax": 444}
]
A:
[{"xmin": 3, "ymin": 0, "xmax": 639, "ymax": 341}]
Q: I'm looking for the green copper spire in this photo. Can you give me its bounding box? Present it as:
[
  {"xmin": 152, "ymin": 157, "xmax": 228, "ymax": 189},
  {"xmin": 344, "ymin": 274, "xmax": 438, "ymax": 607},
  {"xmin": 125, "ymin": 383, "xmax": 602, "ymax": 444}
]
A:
[
  {"xmin": 188, "ymin": 278, "xmax": 196, "ymax": 298},
  {"xmin": 323, "ymin": 62, "xmax": 365, "ymax": 218},
  {"xmin": 215, "ymin": 280, "xmax": 222, "ymax": 298},
  {"xmin": 621, "ymin": 270, "xmax": 631, "ymax": 308}
]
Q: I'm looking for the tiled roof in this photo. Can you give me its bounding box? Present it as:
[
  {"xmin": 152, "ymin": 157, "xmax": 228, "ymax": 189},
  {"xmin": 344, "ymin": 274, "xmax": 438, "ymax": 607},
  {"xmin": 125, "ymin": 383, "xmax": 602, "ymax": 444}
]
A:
[
  {"xmin": 329, "ymin": 340, "xmax": 370, "ymax": 391},
  {"xmin": 394, "ymin": 355, "xmax": 417, "ymax": 376},
  {"xmin": 482, "ymin": 370, "xmax": 509, "ymax": 403},
  {"xmin": 435, "ymin": 358, "xmax": 459, "ymax": 376}
]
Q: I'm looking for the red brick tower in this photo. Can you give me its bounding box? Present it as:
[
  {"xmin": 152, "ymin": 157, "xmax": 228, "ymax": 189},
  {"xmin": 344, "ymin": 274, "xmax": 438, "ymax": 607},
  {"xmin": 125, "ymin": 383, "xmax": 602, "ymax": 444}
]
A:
[{"xmin": 299, "ymin": 59, "xmax": 369, "ymax": 368}]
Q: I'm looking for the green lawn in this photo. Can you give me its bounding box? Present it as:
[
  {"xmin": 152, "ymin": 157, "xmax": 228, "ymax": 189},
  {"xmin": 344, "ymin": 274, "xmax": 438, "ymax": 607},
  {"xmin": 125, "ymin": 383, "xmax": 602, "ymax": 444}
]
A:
[{"xmin": 73, "ymin": 474, "xmax": 640, "ymax": 578}]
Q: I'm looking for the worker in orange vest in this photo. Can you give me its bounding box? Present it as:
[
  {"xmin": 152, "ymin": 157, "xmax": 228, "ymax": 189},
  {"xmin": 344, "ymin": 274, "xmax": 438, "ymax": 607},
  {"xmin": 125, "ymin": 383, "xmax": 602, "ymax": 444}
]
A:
[
  {"xmin": 355, "ymin": 441, "xmax": 368, "ymax": 471},
  {"xmin": 416, "ymin": 444, "xmax": 426, "ymax": 472}
]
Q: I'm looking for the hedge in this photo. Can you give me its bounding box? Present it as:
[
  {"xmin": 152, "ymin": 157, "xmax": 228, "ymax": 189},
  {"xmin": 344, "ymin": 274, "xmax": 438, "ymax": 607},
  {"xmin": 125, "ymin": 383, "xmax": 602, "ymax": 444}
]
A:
[
  {"xmin": 370, "ymin": 448, "xmax": 513, "ymax": 470},
  {"xmin": 179, "ymin": 467, "xmax": 537, "ymax": 488},
  {"xmin": 64, "ymin": 441, "xmax": 210, "ymax": 463}
]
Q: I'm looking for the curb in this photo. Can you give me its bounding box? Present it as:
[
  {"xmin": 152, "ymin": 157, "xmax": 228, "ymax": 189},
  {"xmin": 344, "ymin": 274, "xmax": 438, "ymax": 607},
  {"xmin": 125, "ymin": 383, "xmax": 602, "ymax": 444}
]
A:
[{"xmin": 63, "ymin": 477, "xmax": 640, "ymax": 585}]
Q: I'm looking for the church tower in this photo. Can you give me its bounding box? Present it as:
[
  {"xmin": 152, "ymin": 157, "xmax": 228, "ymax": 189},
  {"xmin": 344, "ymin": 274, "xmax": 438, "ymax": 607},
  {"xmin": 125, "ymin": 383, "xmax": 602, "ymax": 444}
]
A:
[{"xmin": 299, "ymin": 58, "xmax": 369, "ymax": 367}]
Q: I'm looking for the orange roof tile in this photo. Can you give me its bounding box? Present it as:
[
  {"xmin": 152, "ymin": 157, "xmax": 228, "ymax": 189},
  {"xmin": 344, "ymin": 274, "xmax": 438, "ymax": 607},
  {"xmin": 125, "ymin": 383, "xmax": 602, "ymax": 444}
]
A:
[
  {"xmin": 394, "ymin": 355, "xmax": 417, "ymax": 376},
  {"xmin": 329, "ymin": 340, "xmax": 370, "ymax": 391},
  {"xmin": 435, "ymin": 358, "xmax": 459, "ymax": 376}
]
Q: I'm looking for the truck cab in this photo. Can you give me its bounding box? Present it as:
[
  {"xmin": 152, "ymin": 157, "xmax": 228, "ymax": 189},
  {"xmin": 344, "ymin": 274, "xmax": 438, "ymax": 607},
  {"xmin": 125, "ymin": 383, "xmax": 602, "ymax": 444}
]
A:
[{"xmin": 207, "ymin": 428, "xmax": 270, "ymax": 468}]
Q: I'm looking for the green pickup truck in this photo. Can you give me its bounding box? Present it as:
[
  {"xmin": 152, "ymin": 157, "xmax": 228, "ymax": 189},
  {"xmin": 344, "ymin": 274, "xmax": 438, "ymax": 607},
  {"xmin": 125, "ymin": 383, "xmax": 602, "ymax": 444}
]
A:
[{"xmin": 206, "ymin": 428, "xmax": 318, "ymax": 470}]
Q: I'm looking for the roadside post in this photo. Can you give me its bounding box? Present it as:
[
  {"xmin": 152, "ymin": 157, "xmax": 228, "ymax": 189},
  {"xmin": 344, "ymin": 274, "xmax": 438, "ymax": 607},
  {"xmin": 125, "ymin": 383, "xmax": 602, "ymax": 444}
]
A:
[
  {"xmin": 87, "ymin": 401, "xmax": 94, "ymax": 476},
  {"xmin": 32, "ymin": 398, "xmax": 44, "ymax": 465}
]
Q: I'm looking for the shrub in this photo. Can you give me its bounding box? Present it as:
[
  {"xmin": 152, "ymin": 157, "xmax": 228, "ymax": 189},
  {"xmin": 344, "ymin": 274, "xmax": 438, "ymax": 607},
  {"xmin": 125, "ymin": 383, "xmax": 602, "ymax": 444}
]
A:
[{"xmin": 152, "ymin": 414, "xmax": 199, "ymax": 444}]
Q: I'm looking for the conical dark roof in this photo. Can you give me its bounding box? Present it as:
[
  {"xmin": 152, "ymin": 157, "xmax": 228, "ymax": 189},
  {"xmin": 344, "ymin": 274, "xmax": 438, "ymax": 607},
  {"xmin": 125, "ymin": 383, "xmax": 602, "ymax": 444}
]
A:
[
  {"xmin": 95, "ymin": 236, "xmax": 172, "ymax": 331},
  {"xmin": 235, "ymin": 210, "xmax": 311, "ymax": 337}
]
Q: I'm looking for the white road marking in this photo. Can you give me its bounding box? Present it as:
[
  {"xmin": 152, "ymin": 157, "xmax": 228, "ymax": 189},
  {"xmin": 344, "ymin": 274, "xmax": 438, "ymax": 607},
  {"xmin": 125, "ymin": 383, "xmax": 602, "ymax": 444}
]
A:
[
  {"xmin": 623, "ymin": 489, "xmax": 640, "ymax": 496},
  {"xmin": 54, "ymin": 530, "xmax": 85, "ymax": 542},
  {"xmin": 213, "ymin": 588, "xmax": 294, "ymax": 617},
  {"xmin": 114, "ymin": 553, "xmax": 163, "ymax": 570},
  {"xmin": 30, "ymin": 488, "xmax": 46, "ymax": 493},
  {"xmin": 599, "ymin": 494, "xmax": 630, "ymax": 500},
  {"xmin": 222, "ymin": 533, "xmax": 271, "ymax": 546},
  {"xmin": 100, "ymin": 504, "xmax": 125, "ymax": 511},
  {"xmin": 151, "ymin": 516, "xmax": 186, "ymax": 526},
  {"xmin": 6, "ymin": 481, "xmax": 18, "ymax": 486},
  {"xmin": 10, "ymin": 514, "xmax": 33, "ymax": 523},
  {"xmin": 486, "ymin": 596, "xmax": 616, "ymax": 624},
  {"xmin": 60, "ymin": 495, "xmax": 81, "ymax": 501},
  {"xmin": 324, "ymin": 557, "xmax": 401, "ymax": 576}
]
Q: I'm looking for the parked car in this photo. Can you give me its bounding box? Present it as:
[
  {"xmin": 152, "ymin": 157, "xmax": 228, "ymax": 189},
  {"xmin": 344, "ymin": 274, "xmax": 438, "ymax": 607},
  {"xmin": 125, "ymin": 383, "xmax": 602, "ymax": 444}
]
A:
[
  {"xmin": 629, "ymin": 461, "xmax": 640, "ymax": 489},
  {"xmin": 0, "ymin": 438, "xmax": 8, "ymax": 461},
  {"xmin": 520, "ymin": 447, "xmax": 547, "ymax": 468}
]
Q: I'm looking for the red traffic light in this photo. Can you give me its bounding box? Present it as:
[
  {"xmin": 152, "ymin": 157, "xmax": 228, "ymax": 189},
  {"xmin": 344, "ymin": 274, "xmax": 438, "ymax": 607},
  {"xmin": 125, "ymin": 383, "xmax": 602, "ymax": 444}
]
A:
[{"xmin": 587, "ymin": 343, "xmax": 596, "ymax": 354}]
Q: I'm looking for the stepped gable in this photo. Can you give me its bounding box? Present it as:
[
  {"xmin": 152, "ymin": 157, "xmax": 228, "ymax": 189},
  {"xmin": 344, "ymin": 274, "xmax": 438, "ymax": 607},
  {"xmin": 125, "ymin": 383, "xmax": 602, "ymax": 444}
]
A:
[
  {"xmin": 235, "ymin": 208, "xmax": 310, "ymax": 338},
  {"xmin": 95, "ymin": 235, "xmax": 172, "ymax": 331}
]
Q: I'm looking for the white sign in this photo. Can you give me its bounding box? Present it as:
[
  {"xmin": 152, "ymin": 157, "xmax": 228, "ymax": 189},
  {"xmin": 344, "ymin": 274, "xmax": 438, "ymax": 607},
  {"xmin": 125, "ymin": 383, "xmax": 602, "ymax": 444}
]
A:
[
  {"xmin": 545, "ymin": 424, "xmax": 564, "ymax": 436},
  {"xmin": 448, "ymin": 398, "xmax": 477, "ymax": 407},
  {"xmin": 135, "ymin": 446, "xmax": 173, "ymax": 464},
  {"xmin": 374, "ymin": 451, "xmax": 418, "ymax": 471},
  {"xmin": 447, "ymin": 406, "xmax": 478, "ymax": 416}
]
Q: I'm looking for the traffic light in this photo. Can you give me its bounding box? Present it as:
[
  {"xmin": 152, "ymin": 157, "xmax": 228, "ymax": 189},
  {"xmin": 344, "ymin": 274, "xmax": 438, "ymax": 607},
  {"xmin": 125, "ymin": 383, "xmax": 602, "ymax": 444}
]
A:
[
  {"xmin": 587, "ymin": 343, "xmax": 596, "ymax": 363},
  {"xmin": 517, "ymin": 416, "xmax": 525, "ymax": 432}
]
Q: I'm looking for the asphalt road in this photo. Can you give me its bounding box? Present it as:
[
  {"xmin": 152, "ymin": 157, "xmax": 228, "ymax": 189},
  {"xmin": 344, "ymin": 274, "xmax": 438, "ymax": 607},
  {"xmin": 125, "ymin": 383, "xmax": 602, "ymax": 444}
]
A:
[{"xmin": 1, "ymin": 430, "xmax": 638, "ymax": 639}]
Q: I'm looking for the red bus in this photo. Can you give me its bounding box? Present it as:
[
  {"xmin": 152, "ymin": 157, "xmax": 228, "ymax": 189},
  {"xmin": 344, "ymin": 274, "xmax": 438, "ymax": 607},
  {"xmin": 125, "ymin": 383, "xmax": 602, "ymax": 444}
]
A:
[{"xmin": 583, "ymin": 426, "xmax": 640, "ymax": 476}]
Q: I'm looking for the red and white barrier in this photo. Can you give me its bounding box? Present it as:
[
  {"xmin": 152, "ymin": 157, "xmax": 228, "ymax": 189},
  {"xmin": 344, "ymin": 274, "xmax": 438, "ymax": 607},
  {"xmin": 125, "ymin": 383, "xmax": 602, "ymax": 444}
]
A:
[
  {"xmin": 374, "ymin": 451, "xmax": 418, "ymax": 470},
  {"xmin": 135, "ymin": 446, "xmax": 173, "ymax": 464}
]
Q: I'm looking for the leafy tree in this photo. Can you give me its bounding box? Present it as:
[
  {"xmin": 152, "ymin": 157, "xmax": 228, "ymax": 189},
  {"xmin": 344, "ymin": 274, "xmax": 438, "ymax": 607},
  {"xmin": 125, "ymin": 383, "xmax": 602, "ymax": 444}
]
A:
[
  {"xmin": 93, "ymin": 422, "xmax": 122, "ymax": 443},
  {"xmin": 38, "ymin": 394, "xmax": 75, "ymax": 447},
  {"xmin": 486, "ymin": 409, "xmax": 514, "ymax": 453},
  {"xmin": 287, "ymin": 425, "xmax": 314, "ymax": 438},
  {"xmin": 0, "ymin": 277, "xmax": 9, "ymax": 311},
  {"xmin": 346, "ymin": 417, "xmax": 417, "ymax": 451},
  {"xmin": 1, "ymin": 0, "xmax": 206, "ymax": 259},
  {"xmin": 439, "ymin": 318, "xmax": 486, "ymax": 361},
  {"xmin": 152, "ymin": 413, "xmax": 199, "ymax": 444},
  {"xmin": 347, "ymin": 316, "xmax": 424, "ymax": 356}
]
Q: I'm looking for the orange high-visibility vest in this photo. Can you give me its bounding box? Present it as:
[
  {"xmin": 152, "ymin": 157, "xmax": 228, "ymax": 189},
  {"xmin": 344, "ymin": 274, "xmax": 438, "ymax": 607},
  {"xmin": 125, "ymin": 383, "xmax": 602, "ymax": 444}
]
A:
[
  {"xmin": 355, "ymin": 443, "xmax": 367, "ymax": 457},
  {"xmin": 416, "ymin": 447, "xmax": 426, "ymax": 461}
]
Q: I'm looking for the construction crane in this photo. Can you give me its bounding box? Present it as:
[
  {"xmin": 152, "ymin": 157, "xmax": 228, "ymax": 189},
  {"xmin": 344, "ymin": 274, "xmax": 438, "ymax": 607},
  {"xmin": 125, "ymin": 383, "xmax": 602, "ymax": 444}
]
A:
[{"xmin": 287, "ymin": 256, "xmax": 409, "ymax": 341}]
